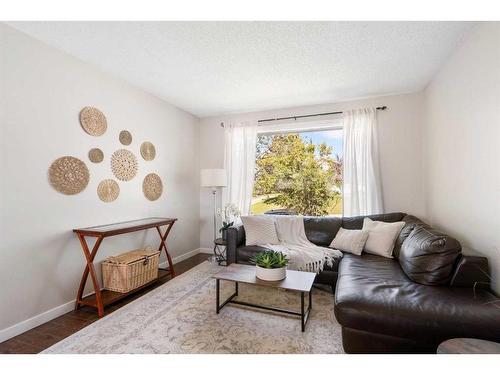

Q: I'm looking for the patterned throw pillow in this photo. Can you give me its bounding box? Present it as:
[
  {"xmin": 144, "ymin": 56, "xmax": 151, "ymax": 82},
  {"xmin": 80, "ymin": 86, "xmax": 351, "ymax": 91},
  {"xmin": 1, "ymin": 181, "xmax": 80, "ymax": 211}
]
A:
[{"xmin": 241, "ymin": 216, "xmax": 280, "ymax": 246}]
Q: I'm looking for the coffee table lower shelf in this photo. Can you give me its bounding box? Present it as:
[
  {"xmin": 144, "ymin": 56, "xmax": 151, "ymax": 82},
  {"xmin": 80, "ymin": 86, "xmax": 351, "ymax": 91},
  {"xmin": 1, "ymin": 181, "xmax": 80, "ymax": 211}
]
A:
[{"xmin": 215, "ymin": 279, "xmax": 312, "ymax": 332}]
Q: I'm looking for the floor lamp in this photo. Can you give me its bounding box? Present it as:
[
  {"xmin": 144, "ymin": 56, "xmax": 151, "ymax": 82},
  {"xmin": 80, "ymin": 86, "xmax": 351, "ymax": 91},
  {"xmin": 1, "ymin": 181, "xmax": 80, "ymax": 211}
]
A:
[{"xmin": 201, "ymin": 169, "xmax": 227, "ymax": 241}]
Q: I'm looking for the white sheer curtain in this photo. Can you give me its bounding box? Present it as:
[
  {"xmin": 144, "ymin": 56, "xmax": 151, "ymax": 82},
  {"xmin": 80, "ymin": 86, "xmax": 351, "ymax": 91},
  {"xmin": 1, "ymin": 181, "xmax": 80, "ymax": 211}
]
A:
[
  {"xmin": 343, "ymin": 108, "xmax": 384, "ymax": 216},
  {"xmin": 223, "ymin": 120, "xmax": 258, "ymax": 215}
]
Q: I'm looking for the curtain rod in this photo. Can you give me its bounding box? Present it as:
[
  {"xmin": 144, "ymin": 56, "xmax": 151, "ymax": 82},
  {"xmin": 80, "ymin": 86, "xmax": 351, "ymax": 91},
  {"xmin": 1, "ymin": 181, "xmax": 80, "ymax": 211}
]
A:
[{"xmin": 219, "ymin": 106, "xmax": 387, "ymax": 127}]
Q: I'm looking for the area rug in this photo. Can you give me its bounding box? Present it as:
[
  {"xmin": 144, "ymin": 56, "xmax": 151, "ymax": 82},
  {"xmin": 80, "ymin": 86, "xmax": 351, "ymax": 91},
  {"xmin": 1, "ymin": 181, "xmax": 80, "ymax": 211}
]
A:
[{"xmin": 42, "ymin": 261, "xmax": 344, "ymax": 353}]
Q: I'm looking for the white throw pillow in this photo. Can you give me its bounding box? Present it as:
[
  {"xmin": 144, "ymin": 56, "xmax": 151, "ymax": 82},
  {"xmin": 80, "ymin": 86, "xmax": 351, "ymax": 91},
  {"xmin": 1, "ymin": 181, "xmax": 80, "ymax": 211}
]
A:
[
  {"xmin": 362, "ymin": 218, "xmax": 405, "ymax": 258},
  {"xmin": 329, "ymin": 228, "xmax": 369, "ymax": 256},
  {"xmin": 241, "ymin": 215, "xmax": 280, "ymax": 246}
]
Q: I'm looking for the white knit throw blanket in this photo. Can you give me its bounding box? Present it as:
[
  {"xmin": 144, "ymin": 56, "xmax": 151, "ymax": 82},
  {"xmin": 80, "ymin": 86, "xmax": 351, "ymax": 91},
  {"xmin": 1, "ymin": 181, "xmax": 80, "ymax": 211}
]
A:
[{"xmin": 264, "ymin": 216, "xmax": 342, "ymax": 273}]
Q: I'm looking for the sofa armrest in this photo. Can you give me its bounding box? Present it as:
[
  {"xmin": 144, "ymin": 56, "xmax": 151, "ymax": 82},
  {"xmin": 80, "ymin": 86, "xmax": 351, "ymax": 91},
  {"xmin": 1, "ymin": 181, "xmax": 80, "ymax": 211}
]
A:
[
  {"xmin": 226, "ymin": 225, "xmax": 245, "ymax": 264},
  {"xmin": 450, "ymin": 255, "xmax": 491, "ymax": 289}
]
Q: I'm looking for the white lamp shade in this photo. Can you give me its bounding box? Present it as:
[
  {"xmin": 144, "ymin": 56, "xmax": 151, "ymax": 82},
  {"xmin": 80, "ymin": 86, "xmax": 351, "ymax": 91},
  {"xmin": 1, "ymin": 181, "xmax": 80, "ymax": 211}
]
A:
[{"xmin": 200, "ymin": 169, "xmax": 227, "ymax": 187}]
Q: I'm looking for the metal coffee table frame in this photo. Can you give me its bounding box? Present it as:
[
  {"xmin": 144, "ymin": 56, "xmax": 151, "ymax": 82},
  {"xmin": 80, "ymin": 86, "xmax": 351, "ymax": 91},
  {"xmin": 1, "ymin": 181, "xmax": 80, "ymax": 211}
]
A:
[{"xmin": 215, "ymin": 279, "xmax": 312, "ymax": 332}]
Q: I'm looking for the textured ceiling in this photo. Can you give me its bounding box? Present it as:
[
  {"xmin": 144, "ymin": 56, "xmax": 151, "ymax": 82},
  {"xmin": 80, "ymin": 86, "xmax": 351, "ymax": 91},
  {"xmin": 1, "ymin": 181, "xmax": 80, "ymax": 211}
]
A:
[{"xmin": 9, "ymin": 21, "xmax": 474, "ymax": 117}]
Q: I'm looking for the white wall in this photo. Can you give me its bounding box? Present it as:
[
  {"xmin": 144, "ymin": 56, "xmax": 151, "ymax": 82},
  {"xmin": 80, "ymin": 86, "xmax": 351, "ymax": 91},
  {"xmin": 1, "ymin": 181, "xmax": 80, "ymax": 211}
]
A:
[
  {"xmin": 199, "ymin": 92, "xmax": 426, "ymax": 249},
  {"xmin": 424, "ymin": 23, "xmax": 500, "ymax": 293},
  {"xmin": 0, "ymin": 24, "xmax": 200, "ymax": 338}
]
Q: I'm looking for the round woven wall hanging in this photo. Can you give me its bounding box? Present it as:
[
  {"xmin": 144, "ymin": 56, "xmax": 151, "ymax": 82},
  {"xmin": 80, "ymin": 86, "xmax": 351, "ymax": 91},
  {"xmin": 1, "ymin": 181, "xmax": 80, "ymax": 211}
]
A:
[
  {"xmin": 142, "ymin": 173, "xmax": 163, "ymax": 201},
  {"xmin": 119, "ymin": 130, "xmax": 132, "ymax": 145},
  {"xmin": 140, "ymin": 141, "xmax": 156, "ymax": 161},
  {"xmin": 88, "ymin": 148, "xmax": 104, "ymax": 163},
  {"xmin": 49, "ymin": 156, "xmax": 89, "ymax": 195},
  {"xmin": 111, "ymin": 149, "xmax": 138, "ymax": 181},
  {"xmin": 79, "ymin": 107, "xmax": 107, "ymax": 136},
  {"xmin": 97, "ymin": 179, "xmax": 120, "ymax": 202}
]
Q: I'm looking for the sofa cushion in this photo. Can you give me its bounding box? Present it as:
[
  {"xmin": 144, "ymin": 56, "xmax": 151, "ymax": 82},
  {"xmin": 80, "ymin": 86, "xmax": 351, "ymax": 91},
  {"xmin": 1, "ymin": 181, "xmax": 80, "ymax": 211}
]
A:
[
  {"xmin": 399, "ymin": 226, "xmax": 461, "ymax": 285},
  {"xmin": 393, "ymin": 215, "xmax": 430, "ymax": 259},
  {"xmin": 335, "ymin": 254, "xmax": 500, "ymax": 343}
]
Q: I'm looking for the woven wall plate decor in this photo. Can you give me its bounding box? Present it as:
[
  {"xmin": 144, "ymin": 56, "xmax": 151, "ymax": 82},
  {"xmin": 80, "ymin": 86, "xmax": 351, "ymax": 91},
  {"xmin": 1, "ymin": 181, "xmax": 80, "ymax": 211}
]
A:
[
  {"xmin": 119, "ymin": 130, "xmax": 132, "ymax": 146},
  {"xmin": 140, "ymin": 141, "xmax": 156, "ymax": 161},
  {"xmin": 97, "ymin": 179, "xmax": 120, "ymax": 202},
  {"xmin": 142, "ymin": 173, "xmax": 163, "ymax": 201},
  {"xmin": 49, "ymin": 156, "xmax": 90, "ymax": 195},
  {"xmin": 79, "ymin": 107, "xmax": 107, "ymax": 136},
  {"xmin": 88, "ymin": 148, "xmax": 104, "ymax": 163},
  {"xmin": 111, "ymin": 149, "xmax": 138, "ymax": 181}
]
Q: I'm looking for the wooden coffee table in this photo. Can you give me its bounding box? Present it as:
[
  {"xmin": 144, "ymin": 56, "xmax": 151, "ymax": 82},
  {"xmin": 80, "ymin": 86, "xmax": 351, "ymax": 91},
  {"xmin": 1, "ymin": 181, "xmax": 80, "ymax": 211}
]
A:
[{"xmin": 213, "ymin": 264, "xmax": 316, "ymax": 331}]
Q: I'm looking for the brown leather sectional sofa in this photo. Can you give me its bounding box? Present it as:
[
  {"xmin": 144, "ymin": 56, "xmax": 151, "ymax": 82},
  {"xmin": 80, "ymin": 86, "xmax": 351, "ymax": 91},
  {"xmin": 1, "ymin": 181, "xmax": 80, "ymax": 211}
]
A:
[{"xmin": 226, "ymin": 212, "xmax": 500, "ymax": 353}]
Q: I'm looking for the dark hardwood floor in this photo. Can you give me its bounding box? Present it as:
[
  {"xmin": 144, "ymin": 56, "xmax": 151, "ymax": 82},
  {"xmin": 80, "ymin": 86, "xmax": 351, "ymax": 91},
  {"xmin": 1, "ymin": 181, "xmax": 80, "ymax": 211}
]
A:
[{"xmin": 0, "ymin": 253, "xmax": 211, "ymax": 354}]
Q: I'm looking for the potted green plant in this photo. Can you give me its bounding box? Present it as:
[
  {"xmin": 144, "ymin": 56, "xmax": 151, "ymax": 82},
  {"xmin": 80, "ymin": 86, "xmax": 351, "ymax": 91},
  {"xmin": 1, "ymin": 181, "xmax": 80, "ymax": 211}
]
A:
[
  {"xmin": 218, "ymin": 203, "xmax": 240, "ymax": 241},
  {"xmin": 250, "ymin": 250, "xmax": 289, "ymax": 281}
]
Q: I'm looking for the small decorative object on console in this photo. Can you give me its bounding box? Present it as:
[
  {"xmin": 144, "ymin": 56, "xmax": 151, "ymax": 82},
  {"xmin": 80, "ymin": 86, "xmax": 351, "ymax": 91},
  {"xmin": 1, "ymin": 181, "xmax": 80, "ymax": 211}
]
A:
[{"xmin": 250, "ymin": 250, "xmax": 289, "ymax": 281}]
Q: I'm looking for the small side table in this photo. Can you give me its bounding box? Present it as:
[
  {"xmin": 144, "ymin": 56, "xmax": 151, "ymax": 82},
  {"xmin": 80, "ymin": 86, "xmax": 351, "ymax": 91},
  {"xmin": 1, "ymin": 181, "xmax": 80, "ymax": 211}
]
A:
[
  {"xmin": 437, "ymin": 338, "xmax": 500, "ymax": 354},
  {"xmin": 213, "ymin": 238, "xmax": 227, "ymax": 265}
]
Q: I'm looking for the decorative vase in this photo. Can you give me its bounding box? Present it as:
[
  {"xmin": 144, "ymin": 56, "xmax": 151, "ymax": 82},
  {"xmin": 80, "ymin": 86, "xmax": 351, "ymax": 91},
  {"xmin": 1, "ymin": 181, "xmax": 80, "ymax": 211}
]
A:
[
  {"xmin": 255, "ymin": 265, "xmax": 287, "ymax": 281},
  {"xmin": 221, "ymin": 229, "xmax": 227, "ymax": 241}
]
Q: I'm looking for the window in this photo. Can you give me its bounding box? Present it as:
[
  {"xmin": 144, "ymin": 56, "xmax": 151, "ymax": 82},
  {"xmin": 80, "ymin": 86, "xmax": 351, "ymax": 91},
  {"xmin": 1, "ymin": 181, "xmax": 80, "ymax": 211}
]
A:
[{"xmin": 251, "ymin": 121, "xmax": 343, "ymax": 216}]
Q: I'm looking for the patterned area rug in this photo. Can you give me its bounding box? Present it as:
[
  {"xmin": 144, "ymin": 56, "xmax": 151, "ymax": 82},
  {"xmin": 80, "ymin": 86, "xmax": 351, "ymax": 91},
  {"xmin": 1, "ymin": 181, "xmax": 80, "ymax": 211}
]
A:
[{"xmin": 43, "ymin": 261, "xmax": 344, "ymax": 353}]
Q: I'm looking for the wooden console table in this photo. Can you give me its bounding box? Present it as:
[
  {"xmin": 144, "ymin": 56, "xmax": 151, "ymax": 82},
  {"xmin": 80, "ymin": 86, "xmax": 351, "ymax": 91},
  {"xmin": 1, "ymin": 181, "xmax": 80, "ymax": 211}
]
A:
[{"xmin": 73, "ymin": 217, "xmax": 177, "ymax": 318}]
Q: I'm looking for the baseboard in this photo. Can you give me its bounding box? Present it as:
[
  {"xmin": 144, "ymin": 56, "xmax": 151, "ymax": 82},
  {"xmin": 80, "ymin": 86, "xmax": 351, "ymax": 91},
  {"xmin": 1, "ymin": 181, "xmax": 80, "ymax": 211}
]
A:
[
  {"xmin": 198, "ymin": 247, "xmax": 213, "ymax": 254},
  {"xmin": 0, "ymin": 299, "xmax": 78, "ymax": 344},
  {"xmin": 0, "ymin": 248, "xmax": 202, "ymax": 343},
  {"xmin": 170, "ymin": 248, "xmax": 202, "ymax": 265}
]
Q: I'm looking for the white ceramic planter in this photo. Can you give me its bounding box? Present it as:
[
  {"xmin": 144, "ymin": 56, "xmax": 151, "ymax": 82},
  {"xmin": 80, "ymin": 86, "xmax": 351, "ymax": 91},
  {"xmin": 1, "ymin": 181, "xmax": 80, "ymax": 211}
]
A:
[{"xmin": 255, "ymin": 265, "xmax": 287, "ymax": 281}]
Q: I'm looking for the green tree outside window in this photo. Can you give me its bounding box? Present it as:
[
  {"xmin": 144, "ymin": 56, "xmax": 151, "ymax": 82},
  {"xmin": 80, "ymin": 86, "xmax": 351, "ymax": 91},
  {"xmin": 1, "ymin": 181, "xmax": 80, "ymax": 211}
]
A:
[{"xmin": 252, "ymin": 133, "xmax": 343, "ymax": 216}]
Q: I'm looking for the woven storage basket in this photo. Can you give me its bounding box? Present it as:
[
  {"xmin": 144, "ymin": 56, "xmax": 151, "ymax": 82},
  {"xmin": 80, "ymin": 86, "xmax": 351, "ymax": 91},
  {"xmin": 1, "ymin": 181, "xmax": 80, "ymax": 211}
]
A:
[{"xmin": 102, "ymin": 249, "xmax": 160, "ymax": 293}]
